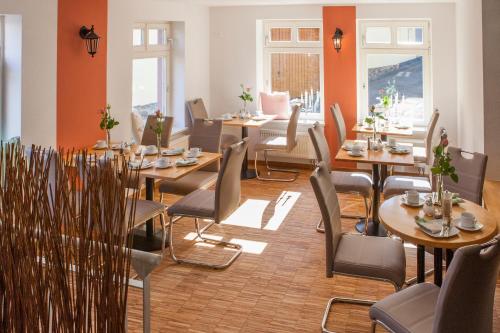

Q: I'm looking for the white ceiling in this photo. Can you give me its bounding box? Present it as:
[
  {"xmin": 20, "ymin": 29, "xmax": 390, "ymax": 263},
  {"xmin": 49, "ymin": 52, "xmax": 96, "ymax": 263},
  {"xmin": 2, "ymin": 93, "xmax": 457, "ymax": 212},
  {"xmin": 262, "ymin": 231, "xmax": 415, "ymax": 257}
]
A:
[{"xmin": 183, "ymin": 0, "xmax": 455, "ymax": 7}]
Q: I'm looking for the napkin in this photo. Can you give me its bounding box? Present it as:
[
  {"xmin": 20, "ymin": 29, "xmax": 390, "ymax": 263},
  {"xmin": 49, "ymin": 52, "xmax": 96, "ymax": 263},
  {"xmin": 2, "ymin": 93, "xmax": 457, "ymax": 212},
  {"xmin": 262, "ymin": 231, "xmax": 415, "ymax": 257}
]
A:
[{"xmin": 415, "ymin": 217, "xmax": 443, "ymax": 234}]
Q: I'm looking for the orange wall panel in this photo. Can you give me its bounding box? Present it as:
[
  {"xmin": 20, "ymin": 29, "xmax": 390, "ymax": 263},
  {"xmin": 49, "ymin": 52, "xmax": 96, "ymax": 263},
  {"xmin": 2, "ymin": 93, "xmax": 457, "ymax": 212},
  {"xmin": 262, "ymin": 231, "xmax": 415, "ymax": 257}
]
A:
[
  {"xmin": 322, "ymin": 6, "xmax": 357, "ymax": 168},
  {"xmin": 57, "ymin": 0, "xmax": 107, "ymax": 149}
]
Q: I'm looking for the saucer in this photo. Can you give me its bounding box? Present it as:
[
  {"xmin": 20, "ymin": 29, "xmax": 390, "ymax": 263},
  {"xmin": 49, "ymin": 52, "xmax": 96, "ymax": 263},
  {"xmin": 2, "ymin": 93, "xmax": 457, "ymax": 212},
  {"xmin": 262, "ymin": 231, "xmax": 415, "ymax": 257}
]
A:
[
  {"xmin": 128, "ymin": 161, "xmax": 153, "ymax": 170},
  {"xmin": 348, "ymin": 151, "xmax": 363, "ymax": 157},
  {"xmin": 176, "ymin": 158, "xmax": 198, "ymax": 167},
  {"xmin": 186, "ymin": 152, "xmax": 202, "ymax": 158},
  {"xmin": 93, "ymin": 144, "xmax": 108, "ymax": 150},
  {"xmin": 453, "ymin": 218, "xmax": 483, "ymax": 232},
  {"xmin": 155, "ymin": 161, "xmax": 173, "ymax": 169},
  {"xmin": 389, "ymin": 147, "xmax": 411, "ymax": 154},
  {"xmin": 162, "ymin": 148, "xmax": 184, "ymax": 156}
]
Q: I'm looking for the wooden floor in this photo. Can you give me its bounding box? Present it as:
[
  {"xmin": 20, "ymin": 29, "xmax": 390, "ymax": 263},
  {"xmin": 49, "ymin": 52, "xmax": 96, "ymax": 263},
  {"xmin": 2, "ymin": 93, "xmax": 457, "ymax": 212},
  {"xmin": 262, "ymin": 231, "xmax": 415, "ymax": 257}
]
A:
[{"xmin": 127, "ymin": 170, "xmax": 500, "ymax": 332}]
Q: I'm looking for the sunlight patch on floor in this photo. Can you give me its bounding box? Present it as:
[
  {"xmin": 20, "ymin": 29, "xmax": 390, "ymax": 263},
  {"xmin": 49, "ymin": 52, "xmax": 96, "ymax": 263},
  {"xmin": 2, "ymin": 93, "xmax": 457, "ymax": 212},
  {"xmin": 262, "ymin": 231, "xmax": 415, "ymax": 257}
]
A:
[
  {"xmin": 228, "ymin": 238, "xmax": 268, "ymax": 254},
  {"xmin": 221, "ymin": 199, "xmax": 270, "ymax": 228},
  {"xmin": 263, "ymin": 191, "xmax": 301, "ymax": 231}
]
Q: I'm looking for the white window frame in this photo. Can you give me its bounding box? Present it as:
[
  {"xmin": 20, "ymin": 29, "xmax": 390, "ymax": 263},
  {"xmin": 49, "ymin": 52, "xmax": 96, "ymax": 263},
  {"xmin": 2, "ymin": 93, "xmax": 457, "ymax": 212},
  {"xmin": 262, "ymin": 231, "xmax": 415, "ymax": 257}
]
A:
[
  {"xmin": 132, "ymin": 22, "xmax": 172, "ymax": 118},
  {"xmin": 263, "ymin": 20, "xmax": 324, "ymax": 120},
  {"xmin": 0, "ymin": 16, "xmax": 4, "ymax": 139},
  {"xmin": 357, "ymin": 20, "xmax": 432, "ymax": 127}
]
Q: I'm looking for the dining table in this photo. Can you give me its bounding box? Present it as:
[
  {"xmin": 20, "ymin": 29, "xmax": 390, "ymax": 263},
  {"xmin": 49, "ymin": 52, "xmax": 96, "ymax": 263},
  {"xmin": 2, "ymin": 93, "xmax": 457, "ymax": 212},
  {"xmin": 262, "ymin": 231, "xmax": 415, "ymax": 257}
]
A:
[
  {"xmin": 379, "ymin": 195, "xmax": 498, "ymax": 286},
  {"xmin": 88, "ymin": 145, "xmax": 222, "ymax": 251},
  {"xmin": 218, "ymin": 114, "xmax": 277, "ymax": 179},
  {"xmin": 335, "ymin": 139, "xmax": 415, "ymax": 236}
]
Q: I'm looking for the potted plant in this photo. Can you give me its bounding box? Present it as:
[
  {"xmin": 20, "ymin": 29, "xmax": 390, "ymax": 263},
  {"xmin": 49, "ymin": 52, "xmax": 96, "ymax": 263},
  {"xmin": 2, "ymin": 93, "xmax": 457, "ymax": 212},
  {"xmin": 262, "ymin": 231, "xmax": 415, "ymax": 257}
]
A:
[
  {"xmin": 431, "ymin": 129, "xmax": 459, "ymax": 205},
  {"xmin": 365, "ymin": 105, "xmax": 387, "ymax": 142},
  {"xmin": 99, "ymin": 104, "xmax": 119, "ymax": 147},
  {"xmin": 150, "ymin": 110, "xmax": 164, "ymax": 156},
  {"xmin": 238, "ymin": 84, "xmax": 253, "ymax": 118}
]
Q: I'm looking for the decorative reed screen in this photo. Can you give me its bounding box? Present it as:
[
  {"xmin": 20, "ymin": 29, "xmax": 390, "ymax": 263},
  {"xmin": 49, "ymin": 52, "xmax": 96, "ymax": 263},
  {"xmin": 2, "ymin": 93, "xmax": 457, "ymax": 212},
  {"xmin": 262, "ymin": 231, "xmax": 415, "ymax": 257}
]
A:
[{"xmin": 0, "ymin": 144, "xmax": 139, "ymax": 332}]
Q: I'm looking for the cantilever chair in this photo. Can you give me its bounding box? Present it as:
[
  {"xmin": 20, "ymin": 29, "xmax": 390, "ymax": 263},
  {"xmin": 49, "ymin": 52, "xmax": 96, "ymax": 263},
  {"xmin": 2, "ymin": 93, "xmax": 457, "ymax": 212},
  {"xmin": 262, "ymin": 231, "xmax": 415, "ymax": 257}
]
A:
[
  {"xmin": 308, "ymin": 122, "xmax": 372, "ymax": 233},
  {"xmin": 254, "ymin": 104, "xmax": 300, "ymax": 182},
  {"xmin": 141, "ymin": 115, "xmax": 174, "ymax": 147},
  {"xmin": 310, "ymin": 162, "xmax": 406, "ymax": 333},
  {"xmin": 159, "ymin": 119, "xmax": 222, "ymax": 202},
  {"xmin": 187, "ymin": 98, "xmax": 239, "ymax": 151},
  {"xmin": 413, "ymin": 109, "xmax": 440, "ymax": 174},
  {"xmin": 330, "ymin": 103, "xmax": 346, "ymax": 145},
  {"xmin": 166, "ymin": 139, "xmax": 249, "ymax": 269},
  {"xmin": 370, "ymin": 235, "xmax": 500, "ymax": 333}
]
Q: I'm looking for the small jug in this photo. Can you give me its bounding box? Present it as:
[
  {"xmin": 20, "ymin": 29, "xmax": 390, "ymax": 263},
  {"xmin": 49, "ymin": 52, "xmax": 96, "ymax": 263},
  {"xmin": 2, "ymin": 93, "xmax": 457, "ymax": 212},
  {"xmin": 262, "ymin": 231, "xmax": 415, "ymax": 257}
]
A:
[{"xmin": 423, "ymin": 196, "xmax": 435, "ymax": 217}]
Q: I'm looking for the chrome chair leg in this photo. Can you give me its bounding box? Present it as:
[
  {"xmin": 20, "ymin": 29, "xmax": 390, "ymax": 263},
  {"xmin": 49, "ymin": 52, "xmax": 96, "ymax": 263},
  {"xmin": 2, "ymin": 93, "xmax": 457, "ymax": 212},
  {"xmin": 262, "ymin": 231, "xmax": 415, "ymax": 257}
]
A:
[
  {"xmin": 254, "ymin": 150, "xmax": 299, "ymax": 182},
  {"xmin": 321, "ymin": 297, "xmax": 376, "ymax": 333},
  {"xmin": 316, "ymin": 218, "xmax": 325, "ymax": 233},
  {"xmin": 168, "ymin": 216, "xmax": 242, "ymax": 269}
]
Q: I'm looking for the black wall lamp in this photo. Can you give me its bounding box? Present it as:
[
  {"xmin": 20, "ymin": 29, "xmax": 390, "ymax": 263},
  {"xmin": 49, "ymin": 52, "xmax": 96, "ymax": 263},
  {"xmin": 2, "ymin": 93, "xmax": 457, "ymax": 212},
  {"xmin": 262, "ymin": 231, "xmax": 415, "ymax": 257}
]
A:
[
  {"xmin": 79, "ymin": 25, "xmax": 100, "ymax": 57},
  {"xmin": 332, "ymin": 28, "xmax": 343, "ymax": 53}
]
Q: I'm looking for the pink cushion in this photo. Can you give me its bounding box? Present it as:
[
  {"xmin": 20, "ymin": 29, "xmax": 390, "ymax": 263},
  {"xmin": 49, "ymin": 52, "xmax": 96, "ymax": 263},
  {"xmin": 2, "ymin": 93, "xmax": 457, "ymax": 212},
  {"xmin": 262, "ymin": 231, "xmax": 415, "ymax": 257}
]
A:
[{"xmin": 260, "ymin": 92, "xmax": 290, "ymax": 120}]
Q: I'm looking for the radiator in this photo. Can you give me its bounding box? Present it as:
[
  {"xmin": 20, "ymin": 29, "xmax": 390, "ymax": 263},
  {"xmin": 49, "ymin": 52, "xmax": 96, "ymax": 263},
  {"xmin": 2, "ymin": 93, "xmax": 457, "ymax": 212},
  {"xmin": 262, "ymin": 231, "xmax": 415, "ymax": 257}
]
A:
[{"xmin": 258, "ymin": 129, "xmax": 316, "ymax": 164}]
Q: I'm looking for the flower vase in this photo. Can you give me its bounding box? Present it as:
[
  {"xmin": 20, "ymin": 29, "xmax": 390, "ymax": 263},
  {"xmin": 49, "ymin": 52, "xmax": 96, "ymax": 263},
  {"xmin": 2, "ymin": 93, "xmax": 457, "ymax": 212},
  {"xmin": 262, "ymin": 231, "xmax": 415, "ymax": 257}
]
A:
[
  {"xmin": 106, "ymin": 130, "xmax": 111, "ymax": 148},
  {"xmin": 156, "ymin": 135, "xmax": 162, "ymax": 157},
  {"xmin": 435, "ymin": 174, "xmax": 444, "ymax": 206}
]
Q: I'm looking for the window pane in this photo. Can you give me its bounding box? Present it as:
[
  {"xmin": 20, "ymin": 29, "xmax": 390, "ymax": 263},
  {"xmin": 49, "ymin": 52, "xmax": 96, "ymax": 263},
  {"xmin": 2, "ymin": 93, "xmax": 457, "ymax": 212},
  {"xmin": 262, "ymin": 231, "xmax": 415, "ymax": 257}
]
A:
[
  {"xmin": 271, "ymin": 53, "xmax": 321, "ymax": 113},
  {"xmin": 132, "ymin": 57, "xmax": 166, "ymax": 120},
  {"xmin": 366, "ymin": 27, "xmax": 391, "ymax": 44},
  {"xmin": 298, "ymin": 28, "xmax": 320, "ymax": 41},
  {"xmin": 148, "ymin": 28, "xmax": 166, "ymax": 45},
  {"xmin": 367, "ymin": 54, "xmax": 424, "ymax": 122},
  {"xmin": 397, "ymin": 27, "xmax": 423, "ymax": 45},
  {"xmin": 270, "ymin": 28, "xmax": 292, "ymax": 42},
  {"xmin": 133, "ymin": 28, "xmax": 143, "ymax": 46}
]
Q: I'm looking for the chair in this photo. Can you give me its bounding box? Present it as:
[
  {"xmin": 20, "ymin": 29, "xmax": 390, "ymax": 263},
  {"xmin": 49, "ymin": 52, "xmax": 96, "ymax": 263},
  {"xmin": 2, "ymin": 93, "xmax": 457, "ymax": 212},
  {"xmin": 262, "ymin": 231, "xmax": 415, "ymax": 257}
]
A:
[
  {"xmin": 186, "ymin": 98, "xmax": 239, "ymax": 150},
  {"xmin": 310, "ymin": 162, "xmax": 406, "ymax": 333},
  {"xmin": 308, "ymin": 122, "xmax": 372, "ymax": 233},
  {"xmin": 414, "ymin": 109, "xmax": 440, "ymax": 174},
  {"xmin": 159, "ymin": 119, "xmax": 222, "ymax": 201},
  {"xmin": 370, "ymin": 235, "xmax": 500, "ymax": 333},
  {"xmin": 443, "ymin": 146, "xmax": 488, "ymax": 205},
  {"xmin": 254, "ymin": 104, "xmax": 300, "ymax": 182},
  {"xmin": 166, "ymin": 139, "xmax": 249, "ymax": 269},
  {"xmin": 330, "ymin": 103, "xmax": 346, "ymax": 147},
  {"xmin": 141, "ymin": 115, "xmax": 174, "ymax": 147}
]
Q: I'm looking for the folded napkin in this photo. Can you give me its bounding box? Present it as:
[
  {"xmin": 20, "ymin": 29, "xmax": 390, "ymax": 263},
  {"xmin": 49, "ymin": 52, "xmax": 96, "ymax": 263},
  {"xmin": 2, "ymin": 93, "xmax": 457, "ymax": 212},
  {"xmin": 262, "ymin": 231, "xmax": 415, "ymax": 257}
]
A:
[
  {"xmin": 175, "ymin": 158, "xmax": 198, "ymax": 166},
  {"xmin": 415, "ymin": 217, "xmax": 443, "ymax": 234},
  {"xmin": 162, "ymin": 148, "xmax": 184, "ymax": 155},
  {"xmin": 129, "ymin": 159, "xmax": 151, "ymax": 169}
]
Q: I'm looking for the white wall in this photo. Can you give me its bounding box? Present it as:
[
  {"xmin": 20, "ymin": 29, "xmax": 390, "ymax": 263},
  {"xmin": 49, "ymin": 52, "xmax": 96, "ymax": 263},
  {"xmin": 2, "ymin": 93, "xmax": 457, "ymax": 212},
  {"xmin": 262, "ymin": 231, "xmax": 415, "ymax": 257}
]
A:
[
  {"xmin": 209, "ymin": 5, "xmax": 323, "ymax": 117},
  {"xmin": 107, "ymin": 0, "xmax": 211, "ymax": 142},
  {"xmin": 0, "ymin": 0, "xmax": 57, "ymax": 147},
  {"xmin": 357, "ymin": 3, "xmax": 458, "ymax": 145},
  {"xmin": 455, "ymin": 0, "xmax": 484, "ymax": 154},
  {"xmin": 2, "ymin": 15, "xmax": 22, "ymax": 141}
]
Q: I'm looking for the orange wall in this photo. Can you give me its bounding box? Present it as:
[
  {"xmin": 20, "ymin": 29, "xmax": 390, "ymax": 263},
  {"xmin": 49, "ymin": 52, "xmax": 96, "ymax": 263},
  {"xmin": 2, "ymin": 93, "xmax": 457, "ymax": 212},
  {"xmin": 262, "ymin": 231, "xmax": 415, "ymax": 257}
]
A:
[
  {"xmin": 322, "ymin": 6, "xmax": 357, "ymax": 168},
  {"xmin": 57, "ymin": 0, "xmax": 108, "ymax": 149}
]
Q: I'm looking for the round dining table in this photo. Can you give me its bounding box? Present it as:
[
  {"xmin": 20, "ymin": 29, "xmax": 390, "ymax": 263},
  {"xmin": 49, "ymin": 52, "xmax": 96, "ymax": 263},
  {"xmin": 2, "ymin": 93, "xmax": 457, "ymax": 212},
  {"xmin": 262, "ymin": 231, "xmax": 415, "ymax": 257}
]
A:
[{"xmin": 379, "ymin": 195, "xmax": 498, "ymax": 286}]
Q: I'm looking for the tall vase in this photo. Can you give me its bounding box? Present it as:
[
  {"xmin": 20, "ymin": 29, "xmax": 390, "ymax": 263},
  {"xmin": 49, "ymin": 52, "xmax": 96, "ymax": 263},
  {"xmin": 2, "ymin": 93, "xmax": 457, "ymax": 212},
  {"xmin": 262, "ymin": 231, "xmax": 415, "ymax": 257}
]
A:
[
  {"xmin": 106, "ymin": 130, "xmax": 111, "ymax": 148},
  {"xmin": 156, "ymin": 134, "xmax": 162, "ymax": 157},
  {"xmin": 435, "ymin": 174, "xmax": 444, "ymax": 206}
]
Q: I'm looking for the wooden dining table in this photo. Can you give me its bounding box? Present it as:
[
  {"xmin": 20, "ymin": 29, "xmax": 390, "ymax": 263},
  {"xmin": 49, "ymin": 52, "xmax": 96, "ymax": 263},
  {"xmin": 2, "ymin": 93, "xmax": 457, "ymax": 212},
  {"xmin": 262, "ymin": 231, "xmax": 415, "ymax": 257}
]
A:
[
  {"xmin": 88, "ymin": 145, "xmax": 222, "ymax": 251},
  {"xmin": 217, "ymin": 114, "xmax": 277, "ymax": 179},
  {"xmin": 352, "ymin": 124, "xmax": 414, "ymax": 140},
  {"xmin": 335, "ymin": 140, "xmax": 415, "ymax": 236},
  {"xmin": 379, "ymin": 196, "xmax": 498, "ymax": 286}
]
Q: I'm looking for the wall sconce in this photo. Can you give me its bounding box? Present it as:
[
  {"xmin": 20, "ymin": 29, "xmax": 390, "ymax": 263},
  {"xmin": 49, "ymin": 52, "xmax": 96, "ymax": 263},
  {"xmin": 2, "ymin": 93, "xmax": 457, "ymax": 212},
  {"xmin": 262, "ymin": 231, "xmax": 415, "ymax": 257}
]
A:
[
  {"xmin": 332, "ymin": 28, "xmax": 343, "ymax": 53},
  {"xmin": 79, "ymin": 25, "xmax": 100, "ymax": 57}
]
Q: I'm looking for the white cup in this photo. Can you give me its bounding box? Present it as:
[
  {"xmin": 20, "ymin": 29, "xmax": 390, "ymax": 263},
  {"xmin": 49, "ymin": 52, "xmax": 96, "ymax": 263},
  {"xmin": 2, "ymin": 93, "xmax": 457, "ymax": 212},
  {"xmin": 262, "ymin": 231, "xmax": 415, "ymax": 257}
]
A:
[
  {"xmin": 405, "ymin": 190, "xmax": 420, "ymax": 204},
  {"xmin": 96, "ymin": 140, "xmax": 107, "ymax": 148},
  {"xmin": 461, "ymin": 212, "xmax": 476, "ymax": 228},
  {"xmin": 156, "ymin": 157, "xmax": 170, "ymax": 168},
  {"xmin": 189, "ymin": 147, "xmax": 201, "ymax": 156},
  {"xmin": 388, "ymin": 138, "xmax": 396, "ymax": 147},
  {"xmin": 351, "ymin": 143, "xmax": 362, "ymax": 155}
]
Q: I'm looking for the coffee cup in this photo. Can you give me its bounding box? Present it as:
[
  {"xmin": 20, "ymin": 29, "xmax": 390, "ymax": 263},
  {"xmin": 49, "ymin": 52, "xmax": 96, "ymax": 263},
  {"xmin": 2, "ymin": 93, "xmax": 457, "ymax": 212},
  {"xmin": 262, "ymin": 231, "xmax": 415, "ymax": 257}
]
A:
[
  {"xmin": 405, "ymin": 190, "xmax": 420, "ymax": 204},
  {"xmin": 156, "ymin": 157, "xmax": 170, "ymax": 168},
  {"xmin": 96, "ymin": 140, "xmax": 107, "ymax": 148},
  {"xmin": 388, "ymin": 138, "xmax": 396, "ymax": 147},
  {"xmin": 189, "ymin": 147, "xmax": 201, "ymax": 156},
  {"xmin": 351, "ymin": 143, "xmax": 362, "ymax": 155},
  {"xmin": 461, "ymin": 212, "xmax": 476, "ymax": 228}
]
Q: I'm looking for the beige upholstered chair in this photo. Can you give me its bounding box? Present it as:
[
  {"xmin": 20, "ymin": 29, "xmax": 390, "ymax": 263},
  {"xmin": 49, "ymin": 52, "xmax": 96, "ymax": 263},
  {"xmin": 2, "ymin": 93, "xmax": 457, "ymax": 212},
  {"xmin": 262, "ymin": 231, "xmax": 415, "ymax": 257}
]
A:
[
  {"xmin": 414, "ymin": 109, "xmax": 440, "ymax": 173},
  {"xmin": 159, "ymin": 119, "xmax": 222, "ymax": 201},
  {"xmin": 330, "ymin": 103, "xmax": 346, "ymax": 147},
  {"xmin": 370, "ymin": 235, "xmax": 500, "ymax": 333},
  {"xmin": 443, "ymin": 146, "xmax": 488, "ymax": 205},
  {"xmin": 186, "ymin": 98, "xmax": 239, "ymax": 150},
  {"xmin": 141, "ymin": 115, "xmax": 174, "ymax": 147},
  {"xmin": 254, "ymin": 104, "xmax": 300, "ymax": 182},
  {"xmin": 166, "ymin": 139, "xmax": 249, "ymax": 269},
  {"xmin": 308, "ymin": 122, "xmax": 372, "ymax": 233},
  {"xmin": 310, "ymin": 162, "xmax": 406, "ymax": 333}
]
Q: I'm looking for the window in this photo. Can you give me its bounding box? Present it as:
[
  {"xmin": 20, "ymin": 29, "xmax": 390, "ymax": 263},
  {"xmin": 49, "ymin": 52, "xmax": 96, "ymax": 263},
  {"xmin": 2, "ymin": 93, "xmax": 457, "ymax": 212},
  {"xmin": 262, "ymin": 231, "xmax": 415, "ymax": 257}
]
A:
[
  {"xmin": 263, "ymin": 20, "xmax": 324, "ymax": 119},
  {"xmin": 358, "ymin": 20, "xmax": 431, "ymax": 126},
  {"xmin": 132, "ymin": 23, "xmax": 171, "ymax": 125}
]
